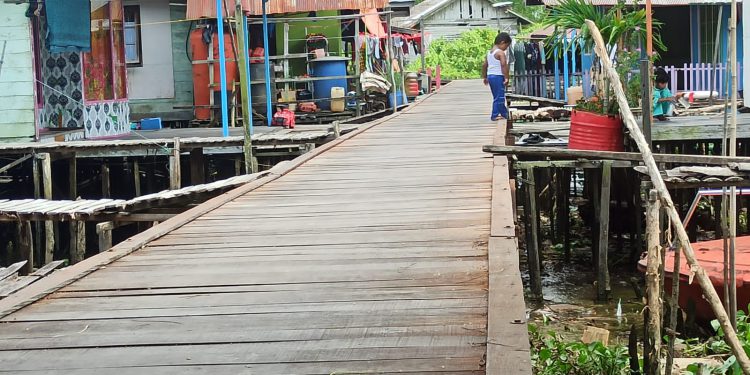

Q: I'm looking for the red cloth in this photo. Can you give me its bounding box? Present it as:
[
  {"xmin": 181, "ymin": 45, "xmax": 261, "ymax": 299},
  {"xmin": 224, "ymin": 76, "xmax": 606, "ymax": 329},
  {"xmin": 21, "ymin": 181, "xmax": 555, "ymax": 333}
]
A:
[{"xmin": 272, "ymin": 108, "xmax": 295, "ymax": 128}]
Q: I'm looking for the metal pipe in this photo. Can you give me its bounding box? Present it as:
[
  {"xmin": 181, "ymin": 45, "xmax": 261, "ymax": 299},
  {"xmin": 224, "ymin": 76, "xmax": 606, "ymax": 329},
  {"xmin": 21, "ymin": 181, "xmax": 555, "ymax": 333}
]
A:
[
  {"xmin": 216, "ymin": 0, "xmax": 230, "ymax": 137},
  {"xmin": 262, "ymin": 0, "xmax": 273, "ymax": 126}
]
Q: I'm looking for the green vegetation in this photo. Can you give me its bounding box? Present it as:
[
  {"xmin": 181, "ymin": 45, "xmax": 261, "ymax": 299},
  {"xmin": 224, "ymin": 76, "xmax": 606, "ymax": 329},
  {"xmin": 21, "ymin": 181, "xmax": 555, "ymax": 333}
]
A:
[
  {"xmin": 529, "ymin": 324, "xmax": 631, "ymax": 375},
  {"xmin": 407, "ymin": 28, "xmax": 497, "ymax": 79}
]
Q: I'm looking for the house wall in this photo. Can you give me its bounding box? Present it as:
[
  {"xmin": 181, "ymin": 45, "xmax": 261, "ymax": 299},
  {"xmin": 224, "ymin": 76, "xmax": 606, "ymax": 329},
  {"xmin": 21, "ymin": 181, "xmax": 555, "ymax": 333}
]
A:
[
  {"xmin": 128, "ymin": 1, "xmax": 193, "ymax": 121},
  {"xmin": 745, "ymin": 0, "xmax": 750, "ymax": 105},
  {"xmin": 0, "ymin": 3, "xmax": 37, "ymax": 141},
  {"xmin": 126, "ymin": 0, "xmax": 175, "ymax": 99},
  {"xmin": 423, "ymin": 2, "xmax": 520, "ymax": 42}
]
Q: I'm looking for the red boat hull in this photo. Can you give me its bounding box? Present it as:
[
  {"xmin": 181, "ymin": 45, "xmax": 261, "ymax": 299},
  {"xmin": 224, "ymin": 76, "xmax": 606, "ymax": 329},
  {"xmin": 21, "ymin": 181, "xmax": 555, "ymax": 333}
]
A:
[{"xmin": 638, "ymin": 236, "xmax": 750, "ymax": 321}]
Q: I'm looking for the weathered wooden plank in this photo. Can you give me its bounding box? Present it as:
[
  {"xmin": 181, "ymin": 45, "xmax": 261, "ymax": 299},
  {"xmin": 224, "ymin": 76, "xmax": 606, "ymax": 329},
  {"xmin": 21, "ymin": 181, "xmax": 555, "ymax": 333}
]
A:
[{"xmin": 0, "ymin": 261, "xmax": 27, "ymax": 282}]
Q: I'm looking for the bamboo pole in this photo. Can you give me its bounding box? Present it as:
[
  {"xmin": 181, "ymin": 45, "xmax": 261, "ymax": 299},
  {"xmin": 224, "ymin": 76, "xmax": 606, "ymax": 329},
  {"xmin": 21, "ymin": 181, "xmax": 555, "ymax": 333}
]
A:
[
  {"xmin": 584, "ymin": 19, "xmax": 750, "ymax": 373},
  {"xmin": 235, "ymin": 0, "xmax": 255, "ymax": 174},
  {"xmin": 646, "ymin": 189, "xmax": 662, "ymax": 375},
  {"xmin": 729, "ymin": 0, "xmax": 739, "ymax": 327}
]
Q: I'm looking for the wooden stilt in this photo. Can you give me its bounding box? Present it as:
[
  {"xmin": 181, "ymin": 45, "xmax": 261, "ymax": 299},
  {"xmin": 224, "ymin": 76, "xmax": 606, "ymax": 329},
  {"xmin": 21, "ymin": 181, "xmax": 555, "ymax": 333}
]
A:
[
  {"xmin": 133, "ymin": 159, "xmax": 141, "ymax": 197},
  {"xmin": 17, "ymin": 220, "xmax": 32, "ymax": 275},
  {"xmin": 100, "ymin": 163, "xmax": 110, "ymax": 199},
  {"xmin": 68, "ymin": 156, "xmax": 77, "ymax": 199},
  {"xmin": 69, "ymin": 221, "xmax": 85, "ymax": 264},
  {"xmin": 645, "ymin": 189, "xmax": 663, "ymax": 375},
  {"xmin": 597, "ymin": 161, "xmax": 612, "ymax": 301},
  {"xmin": 525, "ymin": 167, "xmax": 543, "ymax": 300},
  {"xmin": 40, "ymin": 153, "xmax": 54, "ymax": 264},
  {"xmin": 169, "ymin": 137, "xmax": 181, "ymax": 190},
  {"xmin": 96, "ymin": 222, "xmax": 114, "ymax": 253},
  {"xmin": 32, "ymin": 157, "xmax": 42, "ymax": 264},
  {"xmin": 190, "ymin": 148, "xmax": 206, "ymax": 185},
  {"xmin": 234, "ymin": 158, "xmax": 242, "ymax": 176}
]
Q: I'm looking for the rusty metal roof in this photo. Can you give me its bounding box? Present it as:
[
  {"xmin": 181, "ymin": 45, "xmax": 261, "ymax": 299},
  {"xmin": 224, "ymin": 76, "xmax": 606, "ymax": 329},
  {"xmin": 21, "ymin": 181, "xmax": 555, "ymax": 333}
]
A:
[{"xmin": 187, "ymin": 0, "xmax": 390, "ymax": 18}]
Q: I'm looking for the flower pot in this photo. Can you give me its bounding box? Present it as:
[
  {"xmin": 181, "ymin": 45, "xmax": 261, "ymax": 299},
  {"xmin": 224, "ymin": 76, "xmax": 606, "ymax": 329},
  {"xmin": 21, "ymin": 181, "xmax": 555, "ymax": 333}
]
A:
[{"xmin": 568, "ymin": 110, "xmax": 624, "ymax": 152}]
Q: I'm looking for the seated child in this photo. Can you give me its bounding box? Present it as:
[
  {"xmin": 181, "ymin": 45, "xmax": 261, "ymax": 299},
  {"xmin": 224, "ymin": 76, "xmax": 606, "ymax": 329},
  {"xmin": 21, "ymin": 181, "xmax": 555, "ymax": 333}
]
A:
[{"xmin": 653, "ymin": 68, "xmax": 684, "ymax": 121}]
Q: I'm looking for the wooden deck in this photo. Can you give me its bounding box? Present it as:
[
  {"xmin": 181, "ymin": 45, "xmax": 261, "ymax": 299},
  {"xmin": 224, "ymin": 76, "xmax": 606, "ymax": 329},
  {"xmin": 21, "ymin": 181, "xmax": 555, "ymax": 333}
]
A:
[{"xmin": 0, "ymin": 81, "xmax": 530, "ymax": 374}]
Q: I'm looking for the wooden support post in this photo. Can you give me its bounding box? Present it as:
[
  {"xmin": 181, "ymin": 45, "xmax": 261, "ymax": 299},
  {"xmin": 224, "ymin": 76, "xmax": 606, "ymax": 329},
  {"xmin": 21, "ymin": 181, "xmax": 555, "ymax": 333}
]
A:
[
  {"xmin": 100, "ymin": 163, "xmax": 110, "ymax": 199},
  {"xmin": 586, "ymin": 20, "xmax": 750, "ymax": 371},
  {"xmin": 641, "ymin": 59, "xmax": 652, "ymax": 145},
  {"xmin": 32, "ymin": 156, "xmax": 42, "ymax": 264},
  {"xmin": 169, "ymin": 137, "xmax": 181, "ymax": 190},
  {"xmin": 190, "ymin": 148, "xmax": 206, "ymax": 185},
  {"xmin": 354, "ymin": 17, "xmax": 362, "ymax": 117},
  {"xmin": 645, "ymin": 189, "xmax": 663, "ymax": 375},
  {"xmin": 96, "ymin": 222, "xmax": 114, "ymax": 253},
  {"xmin": 419, "ymin": 19, "xmax": 426, "ymax": 74},
  {"xmin": 235, "ymin": 158, "xmax": 242, "ymax": 176},
  {"xmin": 386, "ymin": 8, "xmax": 397, "ymax": 114},
  {"xmin": 525, "ymin": 167, "xmax": 543, "ymax": 300},
  {"xmin": 17, "ymin": 220, "xmax": 32, "ymax": 275},
  {"xmin": 133, "ymin": 159, "xmax": 141, "ymax": 197},
  {"xmin": 69, "ymin": 221, "xmax": 85, "ymax": 264},
  {"xmin": 560, "ymin": 169, "xmax": 571, "ymax": 261},
  {"xmin": 332, "ymin": 121, "xmax": 341, "ymax": 138},
  {"xmin": 68, "ymin": 156, "xmax": 77, "ymax": 199},
  {"xmin": 235, "ymin": 3, "xmax": 255, "ymax": 175},
  {"xmin": 40, "ymin": 153, "xmax": 54, "ymax": 265},
  {"xmin": 597, "ymin": 161, "xmax": 612, "ymax": 301}
]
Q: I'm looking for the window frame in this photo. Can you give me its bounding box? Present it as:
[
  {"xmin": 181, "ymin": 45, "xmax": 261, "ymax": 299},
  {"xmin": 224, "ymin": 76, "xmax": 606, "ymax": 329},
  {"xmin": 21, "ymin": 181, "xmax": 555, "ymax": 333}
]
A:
[{"xmin": 124, "ymin": 5, "xmax": 143, "ymax": 67}]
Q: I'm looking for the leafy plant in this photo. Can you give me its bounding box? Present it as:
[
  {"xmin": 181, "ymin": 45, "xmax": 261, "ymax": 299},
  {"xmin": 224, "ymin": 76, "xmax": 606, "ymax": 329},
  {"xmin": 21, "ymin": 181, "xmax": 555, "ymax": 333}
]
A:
[
  {"xmin": 682, "ymin": 308, "xmax": 750, "ymax": 374},
  {"xmin": 529, "ymin": 324, "xmax": 631, "ymax": 375},
  {"xmin": 542, "ymin": 0, "xmax": 666, "ymax": 58},
  {"xmin": 406, "ymin": 28, "xmax": 498, "ymax": 80}
]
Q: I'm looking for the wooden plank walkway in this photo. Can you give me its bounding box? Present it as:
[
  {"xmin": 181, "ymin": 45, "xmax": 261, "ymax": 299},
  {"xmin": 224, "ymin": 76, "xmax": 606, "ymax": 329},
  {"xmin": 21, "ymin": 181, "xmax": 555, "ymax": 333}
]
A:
[{"xmin": 0, "ymin": 80, "xmax": 530, "ymax": 374}]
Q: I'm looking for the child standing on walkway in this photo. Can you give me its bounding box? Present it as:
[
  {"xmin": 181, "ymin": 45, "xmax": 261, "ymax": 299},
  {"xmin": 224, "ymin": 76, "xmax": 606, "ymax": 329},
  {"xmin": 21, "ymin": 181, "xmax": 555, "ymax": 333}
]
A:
[{"xmin": 482, "ymin": 32, "xmax": 512, "ymax": 121}]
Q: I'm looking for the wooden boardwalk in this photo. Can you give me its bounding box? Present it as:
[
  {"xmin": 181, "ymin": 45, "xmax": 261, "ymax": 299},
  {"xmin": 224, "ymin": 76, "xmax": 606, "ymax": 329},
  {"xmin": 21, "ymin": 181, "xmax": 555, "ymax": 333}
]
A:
[{"xmin": 0, "ymin": 81, "xmax": 530, "ymax": 374}]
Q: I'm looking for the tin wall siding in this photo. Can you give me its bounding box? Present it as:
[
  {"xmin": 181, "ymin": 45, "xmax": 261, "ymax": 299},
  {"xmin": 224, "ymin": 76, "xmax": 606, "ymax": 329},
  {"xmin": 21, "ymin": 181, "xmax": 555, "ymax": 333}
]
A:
[{"xmin": 186, "ymin": 0, "xmax": 388, "ymax": 18}]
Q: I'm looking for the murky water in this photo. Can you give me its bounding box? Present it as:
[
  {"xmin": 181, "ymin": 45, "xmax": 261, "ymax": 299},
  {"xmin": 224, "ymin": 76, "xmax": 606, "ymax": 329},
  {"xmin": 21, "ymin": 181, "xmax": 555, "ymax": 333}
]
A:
[{"xmin": 523, "ymin": 250, "xmax": 646, "ymax": 345}]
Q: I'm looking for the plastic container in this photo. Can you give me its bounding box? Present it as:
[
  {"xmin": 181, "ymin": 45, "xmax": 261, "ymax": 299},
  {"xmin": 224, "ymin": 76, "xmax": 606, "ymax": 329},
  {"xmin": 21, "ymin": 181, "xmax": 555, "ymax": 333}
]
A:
[
  {"xmin": 568, "ymin": 110, "xmax": 624, "ymax": 151},
  {"xmin": 309, "ymin": 57, "xmax": 349, "ymax": 110},
  {"xmin": 387, "ymin": 91, "xmax": 406, "ymax": 108},
  {"xmin": 140, "ymin": 118, "xmax": 162, "ymax": 130},
  {"xmin": 406, "ymin": 73, "xmax": 419, "ymax": 97},
  {"xmin": 330, "ymin": 87, "xmax": 346, "ymax": 112}
]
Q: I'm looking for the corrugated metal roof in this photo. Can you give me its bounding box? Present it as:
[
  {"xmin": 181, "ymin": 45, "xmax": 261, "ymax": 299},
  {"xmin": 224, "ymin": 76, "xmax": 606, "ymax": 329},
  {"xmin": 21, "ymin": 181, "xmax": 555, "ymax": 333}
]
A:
[
  {"xmin": 187, "ymin": 0, "xmax": 390, "ymax": 18},
  {"xmin": 542, "ymin": 0, "xmax": 739, "ymax": 5}
]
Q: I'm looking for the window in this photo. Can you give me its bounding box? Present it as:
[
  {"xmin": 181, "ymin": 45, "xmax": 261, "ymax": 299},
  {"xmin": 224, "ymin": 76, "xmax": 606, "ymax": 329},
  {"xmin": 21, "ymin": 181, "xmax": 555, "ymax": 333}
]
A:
[{"xmin": 124, "ymin": 5, "xmax": 142, "ymax": 66}]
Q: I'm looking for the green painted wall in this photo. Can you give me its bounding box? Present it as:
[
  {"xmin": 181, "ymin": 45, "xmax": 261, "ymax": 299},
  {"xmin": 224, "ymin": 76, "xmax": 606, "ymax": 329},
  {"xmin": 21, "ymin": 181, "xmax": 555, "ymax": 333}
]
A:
[
  {"xmin": 0, "ymin": 3, "xmax": 36, "ymax": 140},
  {"xmin": 129, "ymin": 3, "xmax": 194, "ymax": 121},
  {"xmin": 275, "ymin": 11, "xmax": 342, "ymax": 77}
]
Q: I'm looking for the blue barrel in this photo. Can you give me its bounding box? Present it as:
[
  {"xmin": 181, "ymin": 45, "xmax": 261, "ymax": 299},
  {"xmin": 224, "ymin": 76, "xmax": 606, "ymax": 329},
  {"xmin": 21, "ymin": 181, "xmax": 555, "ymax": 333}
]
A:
[{"xmin": 309, "ymin": 57, "xmax": 349, "ymax": 110}]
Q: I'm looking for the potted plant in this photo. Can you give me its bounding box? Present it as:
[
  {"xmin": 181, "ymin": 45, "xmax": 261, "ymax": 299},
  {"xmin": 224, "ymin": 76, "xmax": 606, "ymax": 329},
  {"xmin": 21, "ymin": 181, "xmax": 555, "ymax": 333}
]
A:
[{"xmin": 543, "ymin": 0, "xmax": 664, "ymax": 151}]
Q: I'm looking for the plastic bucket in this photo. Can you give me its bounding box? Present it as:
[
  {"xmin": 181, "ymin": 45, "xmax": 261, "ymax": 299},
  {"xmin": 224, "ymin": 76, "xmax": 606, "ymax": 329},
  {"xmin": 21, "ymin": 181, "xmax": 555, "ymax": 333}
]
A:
[{"xmin": 568, "ymin": 110, "xmax": 624, "ymax": 151}]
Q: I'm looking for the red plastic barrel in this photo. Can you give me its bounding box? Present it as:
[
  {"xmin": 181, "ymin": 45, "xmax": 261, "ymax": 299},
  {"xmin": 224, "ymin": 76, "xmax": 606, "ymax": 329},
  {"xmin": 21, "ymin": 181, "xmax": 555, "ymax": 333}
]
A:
[{"xmin": 568, "ymin": 110, "xmax": 624, "ymax": 152}]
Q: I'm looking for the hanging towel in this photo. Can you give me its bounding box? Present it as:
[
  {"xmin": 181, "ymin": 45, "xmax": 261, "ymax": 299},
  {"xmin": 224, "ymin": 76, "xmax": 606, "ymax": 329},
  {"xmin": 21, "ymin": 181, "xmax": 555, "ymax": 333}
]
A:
[{"xmin": 45, "ymin": 0, "xmax": 91, "ymax": 53}]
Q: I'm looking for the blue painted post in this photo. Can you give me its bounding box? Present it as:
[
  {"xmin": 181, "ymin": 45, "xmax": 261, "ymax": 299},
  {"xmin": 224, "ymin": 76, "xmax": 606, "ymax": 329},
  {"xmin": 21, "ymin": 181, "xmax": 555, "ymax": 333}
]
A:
[
  {"xmin": 554, "ymin": 46, "xmax": 560, "ymax": 100},
  {"xmin": 243, "ymin": 14, "xmax": 253, "ymax": 135},
  {"xmin": 540, "ymin": 43, "xmax": 547, "ymax": 98},
  {"xmin": 216, "ymin": 0, "xmax": 230, "ymax": 137},
  {"xmin": 262, "ymin": 0, "xmax": 272, "ymax": 126},
  {"xmin": 563, "ymin": 31, "xmax": 570, "ymax": 103},
  {"xmin": 571, "ymin": 30, "xmax": 577, "ymax": 86}
]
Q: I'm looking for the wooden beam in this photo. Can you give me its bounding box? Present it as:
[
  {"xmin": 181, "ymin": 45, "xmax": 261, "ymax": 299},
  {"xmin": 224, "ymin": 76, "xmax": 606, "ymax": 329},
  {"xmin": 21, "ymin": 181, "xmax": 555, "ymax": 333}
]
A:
[
  {"xmin": 68, "ymin": 156, "xmax": 77, "ymax": 199},
  {"xmin": 525, "ymin": 166, "xmax": 543, "ymax": 300},
  {"xmin": 645, "ymin": 189, "xmax": 663, "ymax": 375},
  {"xmin": 485, "ymin": 145, "xmax": 750, "ymax": 165},
  {"xmin": 32, "ymin": 156, "xmax": 42, "ymax": 264},
  {"xmin": 133, "ymin": 159, "xmax": 141, "ymax": 197},
  {"xmin": 39, "ymin": 153, "xmax": 54, "ymax": 265},
  {"xmin": 17, "ymin": 221, "xmax": 32, "ymax": 275},
  {"xmin": 0, "ymin": 154, "xmax": 32, "ymax": 175},
  {"xmin": 100, "ymin": 163, "xmax": 110, "ymax": 199},
  {"xmin": 190, "ymin": 148, "xmax": 206, "ymax": 185},
  {"xmin": 96, "ymin": 222, "xmax": 114, "ymax": 253},
  {"xmin": 69, "ymin": 221, "xmax": 85, "ymax": 264},
  {"xmin": 597, "ymin": 161, "xmax": 612, "ymax": 301},
  {"xmin": 169, "ymin": 137, "xmax": 181, "ymax": 190}
]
